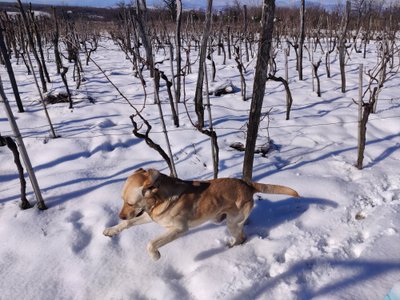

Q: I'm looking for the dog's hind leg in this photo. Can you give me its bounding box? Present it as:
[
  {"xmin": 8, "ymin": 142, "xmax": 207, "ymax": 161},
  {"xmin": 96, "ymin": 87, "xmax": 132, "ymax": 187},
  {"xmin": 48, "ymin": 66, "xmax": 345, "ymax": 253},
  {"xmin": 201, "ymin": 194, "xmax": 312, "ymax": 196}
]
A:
[
  {"xmin": 227, "ymin": 201, "xmax": 253, "ymax": 247},
  {"xmin": 147, "ymin": 225, "xmax": 188, "ymax": 261},
  {"xmin": 103, "ymin": 212, "xmax": 152, "ymax": 237}
]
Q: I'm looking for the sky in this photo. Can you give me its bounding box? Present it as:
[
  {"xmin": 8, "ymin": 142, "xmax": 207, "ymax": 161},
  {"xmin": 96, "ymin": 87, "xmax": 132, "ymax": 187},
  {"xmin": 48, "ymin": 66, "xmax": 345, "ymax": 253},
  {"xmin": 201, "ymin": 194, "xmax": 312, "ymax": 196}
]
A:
[{"xmin": 5, "ymin": 0, "xmax": 340, "ymax": 9}]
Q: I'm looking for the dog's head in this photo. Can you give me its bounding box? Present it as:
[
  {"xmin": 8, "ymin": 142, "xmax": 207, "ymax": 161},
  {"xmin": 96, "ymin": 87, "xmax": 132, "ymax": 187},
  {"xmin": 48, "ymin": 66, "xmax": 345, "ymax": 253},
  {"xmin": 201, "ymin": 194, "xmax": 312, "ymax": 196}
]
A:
[{"xmin": 118, "ymin": 168, "xmax": 160, "ymax": 220}]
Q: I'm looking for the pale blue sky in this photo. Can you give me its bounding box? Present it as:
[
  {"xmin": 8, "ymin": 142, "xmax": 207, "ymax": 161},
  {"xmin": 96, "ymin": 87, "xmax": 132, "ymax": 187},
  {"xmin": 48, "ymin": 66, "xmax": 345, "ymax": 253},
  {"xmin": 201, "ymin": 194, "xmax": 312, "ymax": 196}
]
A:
[{"xmin": 6, "ymin": 0, "xmax": 340, "ymax": 9}]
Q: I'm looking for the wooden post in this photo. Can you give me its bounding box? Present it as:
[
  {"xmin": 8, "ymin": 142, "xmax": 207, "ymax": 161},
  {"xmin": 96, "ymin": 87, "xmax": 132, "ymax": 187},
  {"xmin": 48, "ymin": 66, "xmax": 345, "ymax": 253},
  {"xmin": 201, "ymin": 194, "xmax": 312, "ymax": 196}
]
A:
[{"xmin": 0, "ymin": 75, "xmax": 47, "ymax": 210}]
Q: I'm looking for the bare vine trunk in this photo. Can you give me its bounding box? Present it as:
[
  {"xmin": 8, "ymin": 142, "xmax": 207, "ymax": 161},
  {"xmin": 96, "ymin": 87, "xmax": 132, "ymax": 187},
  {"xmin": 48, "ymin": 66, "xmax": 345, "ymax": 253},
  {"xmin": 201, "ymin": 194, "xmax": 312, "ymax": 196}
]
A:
[
  {"xmin": 298, "ymin": 0, "xmax": 305, "ymax": 80},
  {"xmin": 339, "ymin": 0, "xmax": 351, "ymax": 93},
  {"xmin": 203, "ymin": 60, "xmax": 219, "ymax": 178},
  {"xmin": 194, "ymin": 0, "xmax": 212, "ymax": 129},
  {"xmin": 30, "ymin": 8, "xmax": 51, "ymax": 84},
  {"xmin": 0, "ymin": 25, "xmax": 24, "ymax": 112},
  {"xmin": 243, "ymin": 0, "xmax": 275, "ymax": 181},
  {"xmin": 0, "ymin": 75, "xmax": 47, "ymax": 210},
  {"xmin": 175, "ymin": 0, "xmax": 182, "ymax": 103},
  {"xmin": 153, "ymin": 69, "xmax": 178, "ymax": 177},
  {"xmin": 16, "ymin": 0, "xmax": 47, "ymax": 93},
  {"xmin": 0, "ymin": 135, "xmax": 31, "ymax": 209},
  {"xmin": 131, "ymin": 2, "xmax": 154, "ymax": 77}
]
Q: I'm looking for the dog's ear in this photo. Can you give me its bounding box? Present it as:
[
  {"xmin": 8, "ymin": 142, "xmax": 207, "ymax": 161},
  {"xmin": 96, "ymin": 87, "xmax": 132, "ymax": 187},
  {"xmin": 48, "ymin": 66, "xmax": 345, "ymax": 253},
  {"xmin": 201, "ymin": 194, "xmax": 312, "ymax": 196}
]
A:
[
  {"xmin": 147, "ymin": 169, "xmax": 160, "ymax": 182},
  {"xmin": 142, "ymin": 186, "xmax": 159, "ymax": 197},
  {"xmin": 142, "ymin": 169, "xmax": 160, "ymax": 197}
]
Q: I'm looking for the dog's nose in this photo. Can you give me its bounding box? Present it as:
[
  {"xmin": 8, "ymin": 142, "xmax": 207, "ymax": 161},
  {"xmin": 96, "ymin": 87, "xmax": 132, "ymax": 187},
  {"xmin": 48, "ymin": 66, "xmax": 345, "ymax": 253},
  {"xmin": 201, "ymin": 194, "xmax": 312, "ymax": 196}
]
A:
[{"xmin": 119, "ymin": 212, "xmax": 127, "ymax": 220}]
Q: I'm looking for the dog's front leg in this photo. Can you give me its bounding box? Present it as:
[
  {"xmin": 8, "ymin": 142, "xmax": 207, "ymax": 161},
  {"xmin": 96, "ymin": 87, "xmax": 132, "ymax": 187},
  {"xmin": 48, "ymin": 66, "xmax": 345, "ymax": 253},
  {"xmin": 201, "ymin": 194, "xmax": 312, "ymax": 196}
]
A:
[
  {"xmin": 103, "ymin": 212, "xmax": 152, "ymax": 237},
  {"xmin": 147, "ymin": 227, "xmax": 187, "ymax": 261}
]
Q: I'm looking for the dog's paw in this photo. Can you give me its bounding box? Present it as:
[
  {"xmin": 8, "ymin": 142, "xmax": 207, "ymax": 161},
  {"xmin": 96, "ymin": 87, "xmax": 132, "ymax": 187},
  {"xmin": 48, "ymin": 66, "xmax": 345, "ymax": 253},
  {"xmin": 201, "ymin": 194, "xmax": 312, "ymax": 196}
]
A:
[
  {"xmin": 103, "ymin": 227, "xmax": 118, "ymax": 237},
  {"xmin": 227, "ymin": 235, "xmax": 247, "ymax": 248},
  {"xmin": 149, "ymin": 250, "xmax": 161, "ymax": 261},
  {"xmin": 147, "ymin": 244, "xmax": 161, "ymax": 261},
  {"xmin": 227, "ymin": 238, "xmax": 237, "ymax": 248}
]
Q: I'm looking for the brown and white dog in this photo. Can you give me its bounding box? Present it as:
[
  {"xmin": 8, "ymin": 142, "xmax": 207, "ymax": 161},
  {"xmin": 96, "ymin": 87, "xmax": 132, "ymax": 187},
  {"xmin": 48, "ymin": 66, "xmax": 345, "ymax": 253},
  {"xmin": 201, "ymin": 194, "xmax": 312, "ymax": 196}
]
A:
[{"xmin": 103, "ymin": 168, "xmax": 299, "ymax": 261}]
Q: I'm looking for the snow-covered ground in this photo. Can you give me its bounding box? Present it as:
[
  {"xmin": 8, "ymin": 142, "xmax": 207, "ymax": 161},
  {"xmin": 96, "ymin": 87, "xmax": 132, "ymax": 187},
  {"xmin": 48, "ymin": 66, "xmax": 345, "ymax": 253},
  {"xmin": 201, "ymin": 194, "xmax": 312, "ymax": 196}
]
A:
[{"xmin": 1, "ymin": 36, "xmax": 400, "ymax": 299}]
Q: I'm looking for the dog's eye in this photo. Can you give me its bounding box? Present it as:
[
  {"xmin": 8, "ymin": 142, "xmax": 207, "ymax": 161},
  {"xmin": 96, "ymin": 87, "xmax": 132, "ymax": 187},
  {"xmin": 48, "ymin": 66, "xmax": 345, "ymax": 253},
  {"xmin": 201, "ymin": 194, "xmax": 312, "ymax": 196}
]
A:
[{"xmin": 127, "ymin": 202, "xmax": 134, "ymax": 207}]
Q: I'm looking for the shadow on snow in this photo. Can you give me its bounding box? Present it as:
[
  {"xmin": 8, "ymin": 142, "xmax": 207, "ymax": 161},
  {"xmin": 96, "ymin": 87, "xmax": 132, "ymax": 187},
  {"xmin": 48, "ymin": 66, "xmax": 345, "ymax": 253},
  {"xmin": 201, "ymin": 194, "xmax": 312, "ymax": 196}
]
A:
[{"xmin": 194, "ymin": 196, "xmax": 337, "ymax": 261}]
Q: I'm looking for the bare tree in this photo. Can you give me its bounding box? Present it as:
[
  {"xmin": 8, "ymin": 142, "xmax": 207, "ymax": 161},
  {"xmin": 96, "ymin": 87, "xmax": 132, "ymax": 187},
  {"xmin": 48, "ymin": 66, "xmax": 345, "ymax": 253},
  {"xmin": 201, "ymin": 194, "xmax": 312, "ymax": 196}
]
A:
[
  {"xmin": 203, "ymin": 60, "xmax": 219, "ymax": 178},
  {"xmin": 16, "ymin": 0, "xmax": 47, "ymax": 93},
  {"xmin": 0, "ymin": 134, "xmax": 32, "ymax": 209},
  {"xmin": 356, "ymin": 41, "xmax": 399, "ymax": 169},
  {"xmin": 175, "ymin": 0, "xmax": 182, "ymax": 103},
  {"xmin": 243, "ymin": 4, "xmax": 249, "ymax": 62},
  {"xmin": 0, "ymin": 75, "xmax": 47, "ymax": 210},
  {"xmin": 130, "ymin": 113, "xmax": 177, "ymax": 177},
  {"xmin": 158, "ymin": 68, "xmax": 179, "ymax": 126},
  {"xmin": 0, "ymin": 24, "xmax": 24, "ymax": 112},
  {"xmin": 51, "ymin": 7, "xmax": 73, "ymax": 109},
  {"xmin": 85, "ymin": 50, "xmax": 177, "ymax": 176},
  {"xmin": 162, "ymin": 0, "xmax": 177, "ymax": 21},
  {"xmin": 312, "ymin": 58, "xmax": 322, "ymax": 97},
  {"xmin": 338, "ymin": 0, "xmax": 351, "ymax": 93},
  {"xmin": 131, "ymin": 0, "xmax": 154, "ymax": 77},
  {"xmin": 298, "ymin": 0, "xmax": 305, "ymax": 80},
  {"xmin": 243, "ymin": 0, "xmax": 275, "ymax": 181},
  {"xmin": 151, "ymin": 68, "xmax": 178, "ymax": 176},
  {"xmin": 234, "ymin": 45, "xmax": 247, "ymax": 101},
  {"xmin": 193, "ymin": 0, "xmax": 213, "ymax": 128},
  {"xmin": 325, "ymin": 35, "xmax": 336, "ymax": 78},
  {"xmin": 29, "ymin": 6, "xmax": 51, "ymax": 84}
]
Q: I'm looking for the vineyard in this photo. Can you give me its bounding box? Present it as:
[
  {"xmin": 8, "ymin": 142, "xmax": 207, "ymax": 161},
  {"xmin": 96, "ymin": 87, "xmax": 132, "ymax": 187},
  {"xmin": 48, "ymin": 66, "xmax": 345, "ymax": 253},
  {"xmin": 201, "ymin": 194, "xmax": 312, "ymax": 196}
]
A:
[{"xmin": 1, "ymin": 1, "xmax": 400, "ymax": 299}]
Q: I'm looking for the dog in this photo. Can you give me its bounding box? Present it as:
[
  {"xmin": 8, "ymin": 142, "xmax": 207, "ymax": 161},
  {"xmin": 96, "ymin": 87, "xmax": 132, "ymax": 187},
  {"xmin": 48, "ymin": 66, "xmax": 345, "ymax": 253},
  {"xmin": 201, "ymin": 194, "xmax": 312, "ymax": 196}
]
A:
[{"xmin": 103, "ymin": 168, "xmax": 299, "ymax": 261}]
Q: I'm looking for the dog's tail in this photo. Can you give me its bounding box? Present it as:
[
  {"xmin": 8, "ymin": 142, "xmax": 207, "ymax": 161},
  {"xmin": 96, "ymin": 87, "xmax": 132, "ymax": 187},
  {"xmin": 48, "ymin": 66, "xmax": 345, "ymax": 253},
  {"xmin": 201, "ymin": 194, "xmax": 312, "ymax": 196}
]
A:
[{"xmin": 251, "ymin": 182, "xmax": 299, "ymax": 198}]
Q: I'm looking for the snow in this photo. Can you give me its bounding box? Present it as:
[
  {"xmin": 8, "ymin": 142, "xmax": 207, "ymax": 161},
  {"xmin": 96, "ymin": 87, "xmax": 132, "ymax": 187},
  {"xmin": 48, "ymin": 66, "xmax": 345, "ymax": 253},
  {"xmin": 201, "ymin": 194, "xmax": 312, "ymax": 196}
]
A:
[
  {"xmin": 7, "ymin": 11, "xmax": 51, "ymax": 18},
  {"xmin": 1, "ymin": 36, "xmax": 400, "ymax": 299}
]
